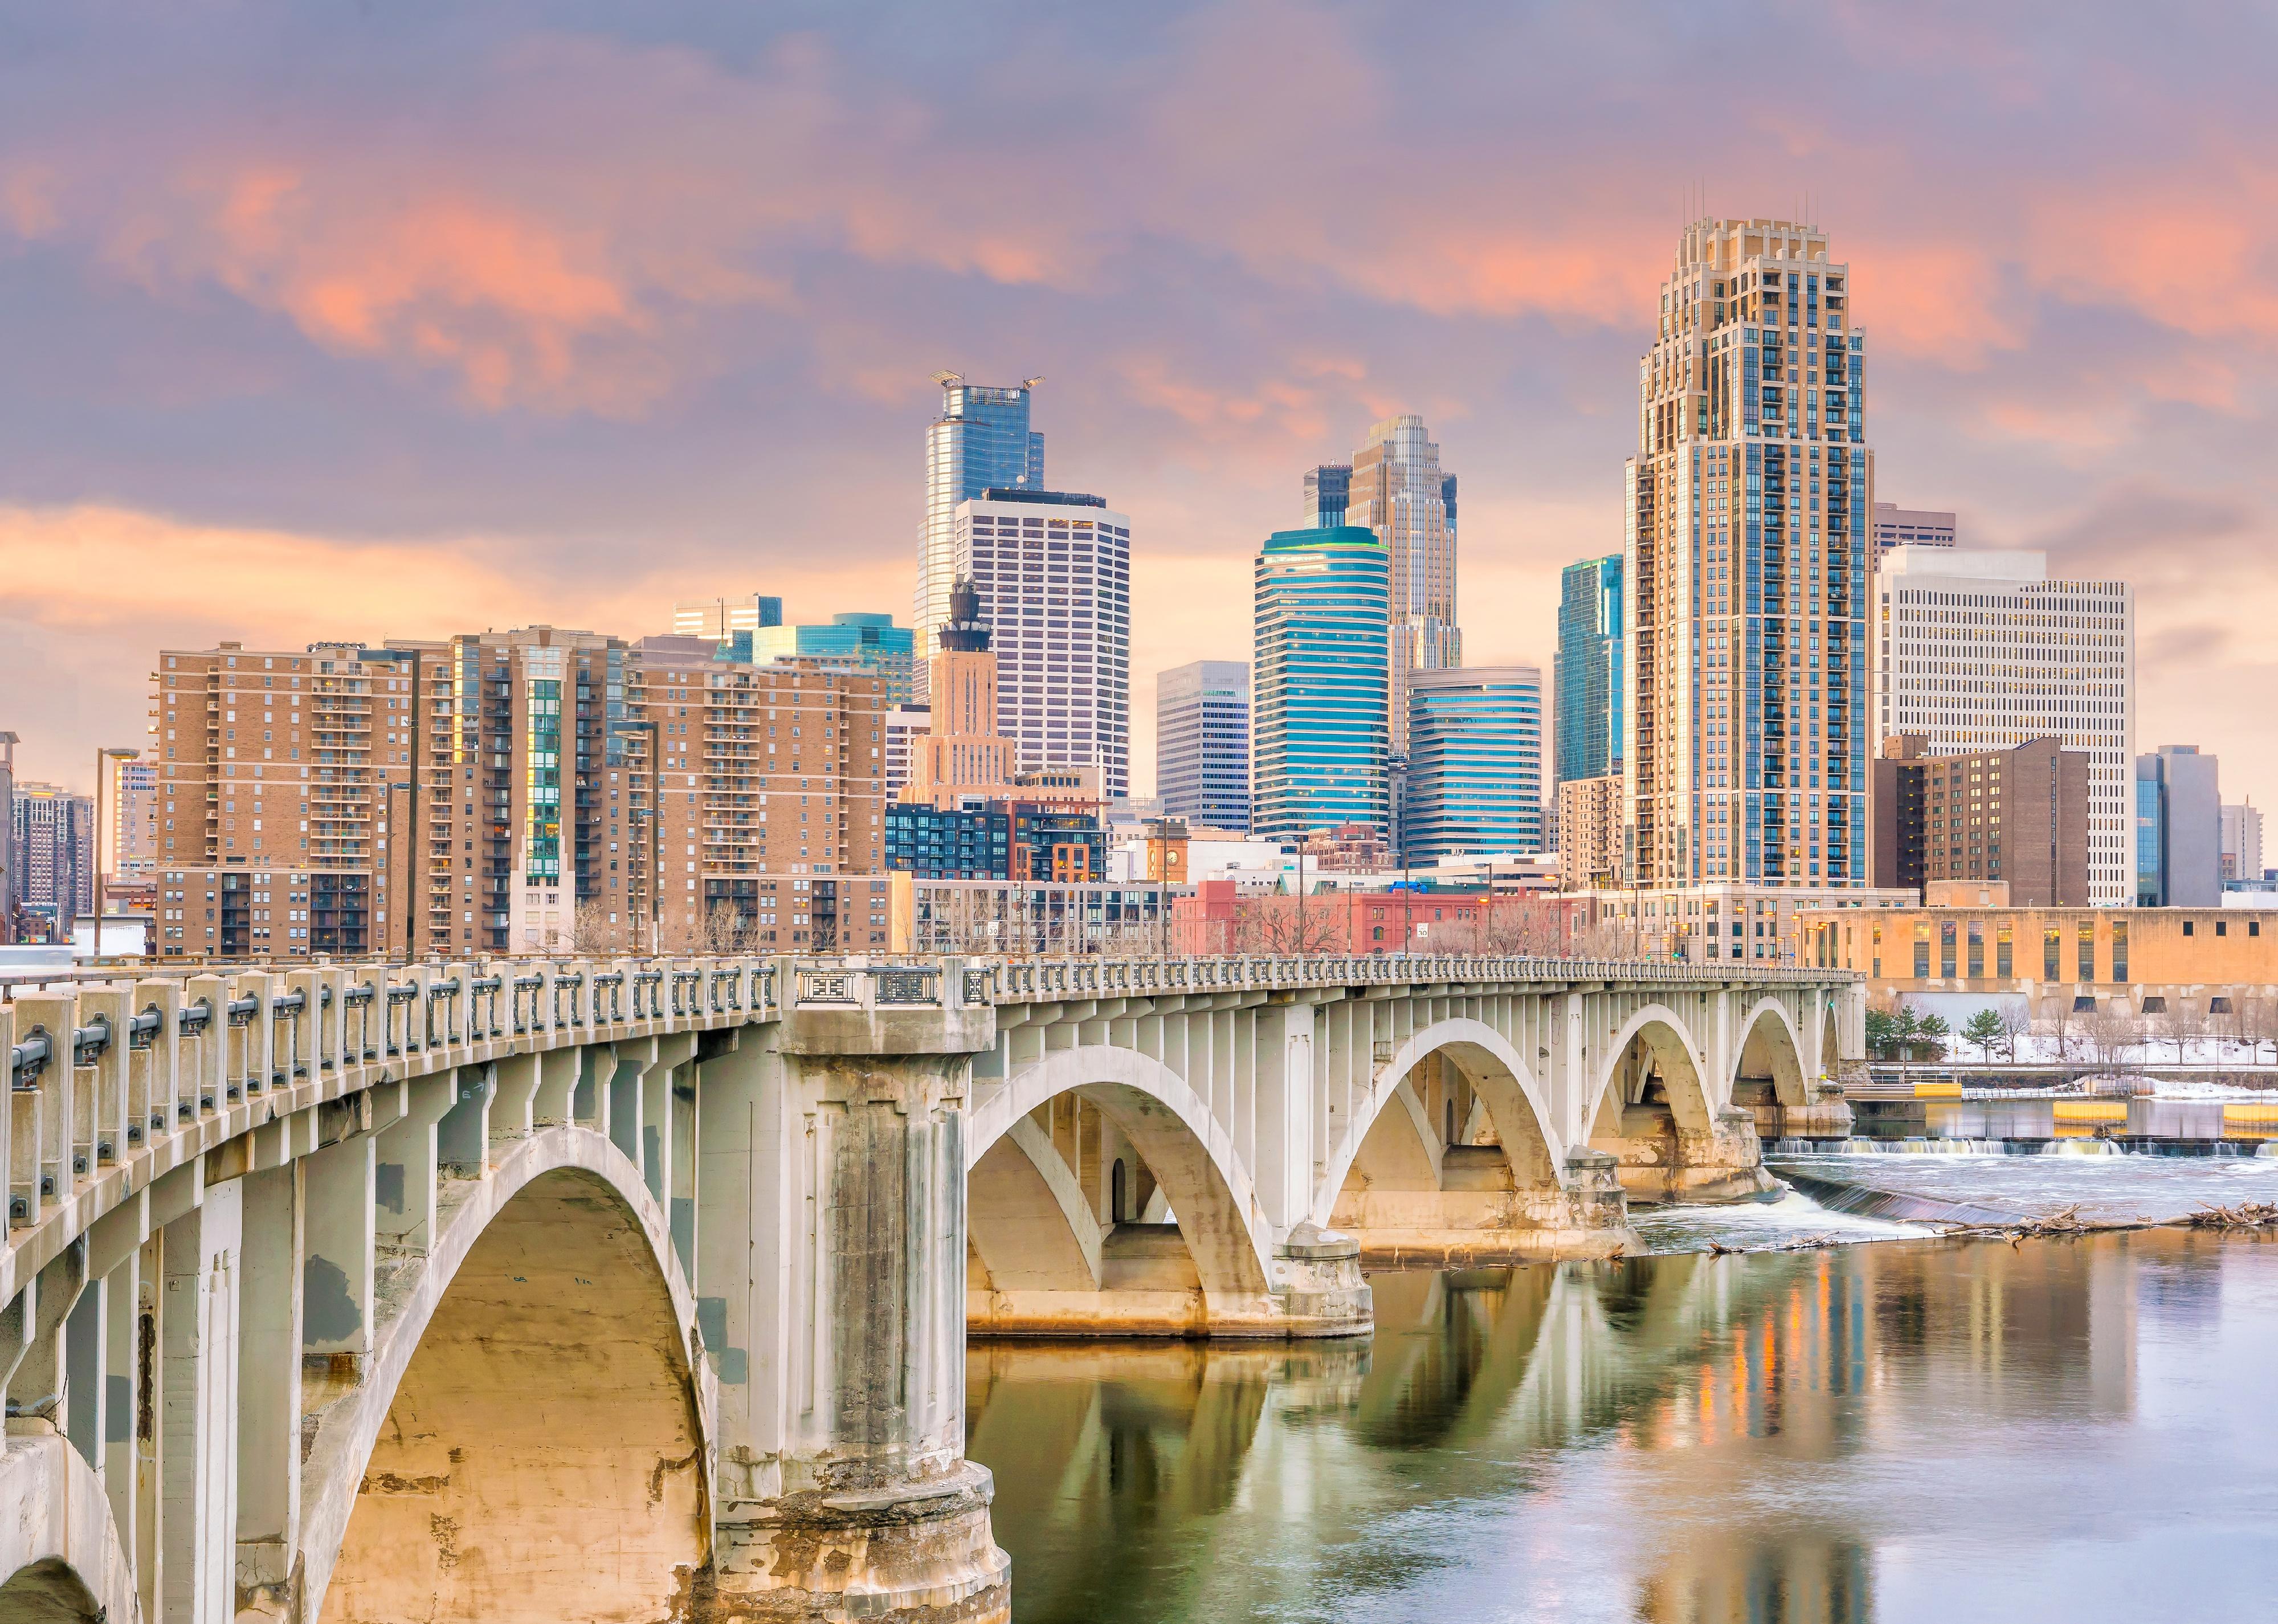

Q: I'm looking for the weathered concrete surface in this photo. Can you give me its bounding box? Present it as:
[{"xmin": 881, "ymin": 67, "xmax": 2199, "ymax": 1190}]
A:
[
  {"xmin": 0, "ymin": 1431, "xmax": 136, "ymax": 1624},
  {"xmin": 309, "ymin": 1133, "xmax": 712, "ymax": 1624},
  {"xmin": 1593, "ymin": 1106, "xmax": 1780, "ymax": 1205}
]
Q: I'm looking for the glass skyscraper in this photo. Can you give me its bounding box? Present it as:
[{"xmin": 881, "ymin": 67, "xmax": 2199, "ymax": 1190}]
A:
[
  {"xmin": 918, "ymin": 374, "xmax": 1044, "ymax": 686},
  {"xmin": 1344, "ymin": 415, "xmax": 1460, "ymax": 755},
  {"xmin": 1252, "ymin": 527, "xmax": 1390, "ymax": 842},
  {"xmin": 1403, "ymin": 667, "xmax": 1544, "ymax": 863},
  {"xmin": 1553, "ymin": 555, "xmax": 1623, "ymax": 786}
]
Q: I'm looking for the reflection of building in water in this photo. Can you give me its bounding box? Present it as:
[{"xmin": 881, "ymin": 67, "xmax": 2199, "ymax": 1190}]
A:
[
  {"xmin": 1870, "ymin": 1238, "xmax": 2137, "ymax": 1417},
  {"xmin": 964, "ymin": 1241, "xmax": 2146, "ymax": 1624}
]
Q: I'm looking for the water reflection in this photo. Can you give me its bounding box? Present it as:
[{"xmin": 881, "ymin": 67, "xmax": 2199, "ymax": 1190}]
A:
[{"xmin": 967, "ymin": 1233, "xmax": 2278, "ymax": 1623}]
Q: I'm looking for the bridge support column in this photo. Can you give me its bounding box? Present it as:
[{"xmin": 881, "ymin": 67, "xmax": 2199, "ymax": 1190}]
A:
[{"xmin": 705, "ymin": 972, "xmax": 1009, "ymax": 1623}]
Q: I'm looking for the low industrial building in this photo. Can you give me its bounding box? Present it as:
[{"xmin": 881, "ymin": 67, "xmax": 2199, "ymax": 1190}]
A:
[{"xmin": 1798, "ymin": 902, "xmax": 2278, "ymax": 1018}]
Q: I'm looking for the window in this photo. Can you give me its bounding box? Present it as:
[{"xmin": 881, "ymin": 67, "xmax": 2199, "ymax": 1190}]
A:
[
  {"xmin": 2112, "ymin": 920, "xmax": 2128, "ymax": 982},
  {"xmin": 1997, "ymin": 922, "xmax": 2012, "ymax": 978},
  {"xmin": 1940, "ymin": 920, "xmax": 1957, "ymax": 979},
  {"xmin": 2079, "ymin": 921, "xmax": 2096, "ymax": 982}
]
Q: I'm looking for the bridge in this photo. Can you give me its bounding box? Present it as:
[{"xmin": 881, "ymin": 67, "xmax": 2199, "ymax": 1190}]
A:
[{"xmin": 0, "ymin": 950, "xmax": 1856, "ymax": 1622}]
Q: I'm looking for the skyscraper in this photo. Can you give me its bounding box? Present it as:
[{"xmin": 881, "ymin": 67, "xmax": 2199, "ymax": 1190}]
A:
[
  {"xmin": 0, "ymin": 731, "xmax": 14, "ymax": 941},
  {"xmin": 1303, "ymin": 464, "xmax": 1351, "ymax": 528},
  {"xmin": 1343, "ymin": 416, "xmax": 1460, "ymax": 753},
  {"xmin": 1627, "ymin": 218, "xmax": 1871, "ymax": 888},
  {"xmin": 10, "ymin": 780, "xmax": 95, "ymax": 939},
  {"xmin": 1156, "ymin": 661, "xmax": 1250, "ymax": 832},
  {"xmin": 1875, "ymin": 546, "xmax": 2136, "ymax": 905},
  {"xmin": 1403, "ymin": 667, "xmax": 1544, "ymax": 863},
  {"xmin": 918, "ymin": 373, "xmax": 1044, "ymax": 684},
  {"xmin": 1252, "ymin": 527, "xmax": 1391, "ymax": 842},
  {"xmin": 1871, "ymin": 503, "xmax": 1956, "ymax": 569},
  {"xmin": 1553, "ymin": 555, "xmax": 1624, "ymax": 786},
  {"xmin": 902, "ymin": 579, "xmax": 1017, "ymax": 809},
  {"xmin": 954, "ymin": 487, "xmax": 1131, "ymax": 799},
  {"xmin": 2135, "ymin": 745, "xmax": 2220, "ymax": 906}
]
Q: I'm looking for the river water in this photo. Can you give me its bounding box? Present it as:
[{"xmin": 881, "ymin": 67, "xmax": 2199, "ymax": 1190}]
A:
[{"xmin": 966, "ymin": 1160, "xmax": 2278, "ymax": 1622}]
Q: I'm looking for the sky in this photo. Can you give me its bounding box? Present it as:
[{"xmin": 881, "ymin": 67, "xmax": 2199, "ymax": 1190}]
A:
[{"xmin": 5, "ymin": 1, "xmax": 2278, "ymax": 811}]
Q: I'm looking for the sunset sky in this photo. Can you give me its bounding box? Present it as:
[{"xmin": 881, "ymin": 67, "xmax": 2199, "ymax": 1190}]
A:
[{"xmin": 5, "ymin": 2, "xmax": 2277, "ymax": 808}]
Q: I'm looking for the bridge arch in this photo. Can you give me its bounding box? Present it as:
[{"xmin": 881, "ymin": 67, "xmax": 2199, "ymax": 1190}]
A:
[
  {"xmin": 1590, "ymin": 1003, "xmax": 1716, "ymax": 1140},
  {"xmin": 304, "ymin": 1125, "xmax": 711, "ymax": 1624},
  {"xmin": 966, "ymin": 1047, "xmax": 1280, "ymax": 1328},
  {"xmin": 0, "ymin": 1437, "xmax": 136, "ymax": 1624},
  {"xmin": 1314, "ymin": 1018, "xmax": 1567, "ymax": 1228},
  {"xmin": 1732, "ymin": 997, "xmax": 1810, "ymax": 1106}
]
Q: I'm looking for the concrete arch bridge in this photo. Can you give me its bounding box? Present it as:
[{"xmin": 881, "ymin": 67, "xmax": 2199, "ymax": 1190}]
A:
[{"xmin": 0, "ymin": 952, "xmax": 1854, "ymax": 1622}]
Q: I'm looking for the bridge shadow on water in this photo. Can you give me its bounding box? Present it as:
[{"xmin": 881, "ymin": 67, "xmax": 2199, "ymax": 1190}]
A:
[{"xmin": 965, "ymin": 1233, "xmax": 2197, "ymax": 1624}]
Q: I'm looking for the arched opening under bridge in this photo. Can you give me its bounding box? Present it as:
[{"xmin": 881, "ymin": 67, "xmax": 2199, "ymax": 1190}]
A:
[
  {"xmin": 317, "ymin": 1161, "xmax": 709, "ymax": 1624},
  {"xmin": 1589, "ymin": 1007, "xmax": 1773, "ymax": 1205}
]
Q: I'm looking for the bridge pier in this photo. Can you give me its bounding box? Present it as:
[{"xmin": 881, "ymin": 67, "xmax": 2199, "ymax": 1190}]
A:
[{"xmin": 703, "ymin": 968, "xmax": 1011, "ymax": 1623}]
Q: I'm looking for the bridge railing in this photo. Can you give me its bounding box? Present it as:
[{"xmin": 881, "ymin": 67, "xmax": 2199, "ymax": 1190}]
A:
[
  {"xmin": 964, "ymin": 951, "xmax": 1850, "ymax": 1003},
  {"xmin": 0, "ymin": 956, "xmax": 783, "ymax": 1305}
]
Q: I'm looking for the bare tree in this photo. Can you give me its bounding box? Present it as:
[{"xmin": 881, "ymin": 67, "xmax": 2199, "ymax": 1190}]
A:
[
  {"xmin": 2149, "ymin": 998, "xmax": 2204, "ymax": 1067},
  {"xmin": 2245, "ymin": 993, "xmax": 2278, "ymax": 1069},
  {"xmin": 2077, "ymin": 1002, "xmax": 2144, "ymax": 1074},
  {"xmin": 1230, "ymin": 895, "xmax": 1349, "ymax": 956},
  {"xmin": 1997, "ymin": 1001, "xmax": 2031, "ymax": 1065},
  {"xmin": 573, "ymin": 897, "xmax": 632, "ymax": 956}
]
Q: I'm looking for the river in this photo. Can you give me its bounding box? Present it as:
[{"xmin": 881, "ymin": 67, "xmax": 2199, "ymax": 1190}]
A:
[{"xmin": 966, "ymin": 1164, "xmax": 2278, "ymax": 1622}]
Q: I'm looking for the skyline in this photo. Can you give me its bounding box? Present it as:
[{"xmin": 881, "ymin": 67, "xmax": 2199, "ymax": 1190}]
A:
[{"xmin": 6, "ymin": 5, "xmax": 2277, "ymax": 810}]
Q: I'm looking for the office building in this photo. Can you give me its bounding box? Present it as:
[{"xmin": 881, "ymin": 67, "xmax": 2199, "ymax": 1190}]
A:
[
  {"xmin": 887, "ymin": 873, "xmax": 1171, "ymax": 956},
  {"xmin": 1871, "ymin": 735, "xmax": 2089, "ymax": 907},
  {"xmin": 1876, "ymin": 546, "xmax": 2136, "ymax": 905},
  {"xmin": 2135, "ymin": 745, "xmax": 2221, "ymax": 907},
  {"xmin": 1871, "ymin": 503, "xmax": 1956, "ymax": 568},
  {"xmin": 1011, "ymin": 806, "xmax": 1104, "ymax": 882},
  {"xmin": 1627, "ymin": 218, "xmax": 1872, "ymax": 889},
  {"xmin": 2222, "ymin": 802, "xmax": 2264, "ymax": 886},
  {"xmin": 885, "ymin": 802, "xmax": 1010, "ymax": 879},
  {"xmin": 1343, "ymin": 415, "xmax": 1460, "ymax": 752},
  {"xmin": 1252, "ymin": 526, "xmax": 1391, "ymax": 842},
  {"xmin": 672, "ymin": 595, "xmax": 782, "ymax": 639},
  {"xmin": 918, "ymin": 373, "xmax": 1044, "ymax": 682},
  {"xmin": 0, "ymin": 731, "xmax": 15, "ymax": 942},
  {"xmin": 1578, "ymin": 882, "xmax": 1913, "ymax": 965},
  {"xmin": 884, "ymin": 704, "xmax": 929, "ymax": 799},
  {"xmin": 1303, "ymin": 464, "xmax": 1352, "ymax": 528},
  {"xmin": 107, "ymin": 753, "xmax": 160, "ymax": 875},
  {"xmin": 752, "ymin": 613, "xmax": 916, "ymax": 706},
  {"xmin": 1553, "ymin": 555, "xmax": 1623, "ymax": 787},
  {"xmin": 10, "ymin": 780, "xmax": 94, "ymax": 939},
  {"xmin": 1402, "ymin": 667, "xmax": 1544, "ymax": 864},
  {"xmin": 954, "ymin": 487, "xmax": 1131, "ymax": 799},
  {"xmin": 1558, "ymin": 775, "xmax": 1623, "ymax": 892},
  {"xmin": 901, "ymin": 578, "xmax": 1018, "ymax": 809},
  {"xmin": 1802, "ymin": 901, "xmax": 2278, "ymax": 1022},
  {"xmin": 1156, "ymin": 661, "xmax": 1250, "ymax": 833}
]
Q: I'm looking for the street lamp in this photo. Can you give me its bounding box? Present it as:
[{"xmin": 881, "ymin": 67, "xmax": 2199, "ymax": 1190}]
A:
[{"xmin": 92, "ymin": 745, "xmax": 141, "ymax": 950}]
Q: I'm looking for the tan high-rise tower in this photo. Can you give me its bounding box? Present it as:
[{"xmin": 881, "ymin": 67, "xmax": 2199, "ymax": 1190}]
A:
[
  {"xmin": 903, "ymin": 578, "xmax": 1016, "ymax": 809},
  {"xmin": 1625, "ymin": 217, "xmax": 1871, "ymax": 888}
]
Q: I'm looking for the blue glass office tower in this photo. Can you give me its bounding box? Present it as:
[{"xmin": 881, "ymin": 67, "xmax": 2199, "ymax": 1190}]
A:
[
  {"xmin": 919, "ymin": 374, "xmax": 1044, "ymax": 683},
  {"xmin": 1403, "ymin": 667, "xmax": 1544, "ymax": 863},
  {"xmin": 1252, "ymin": 527, "xmax": 1391, "ymax": 842},
  {"xmin": 1553, "ymin": 556, "xmax": 1624, "ymax": 786},
  {"xmin": 752, "ymin": 613, "xmax": 916, "ymax": 705}
]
